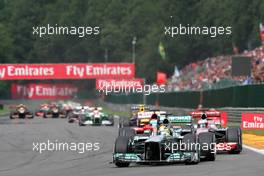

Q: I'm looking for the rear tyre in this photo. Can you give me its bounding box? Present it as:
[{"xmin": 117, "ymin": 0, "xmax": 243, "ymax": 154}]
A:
[
  {"xmin": 198, "ymin": 132, "xmax": 216, "ymax": 161},
  {"xmin": 10, "ymin": 113, "xmax": 15, "ymax": 119},
  {"xmin": 78, "ymin": 115, "xmax": 87, "ymax": 126},
  {"xmin": 227, "ymin": 127, "xmax": 242, "ymax": 154},
  {"xmin": 109, "ymin": 116, "xmax": 114, "ymax": 126},
  {"xmin": 118, "ymin": 127, "xmax": 135, "ymax": 137},
  {"xmin": 119, "ymin": 118, "xmax": 130, "ymax": 128},
  {"xmin": 27, "ymin": 112, "xmax": 34, "ymax": 119},
  {"xmin": 68, "ymin": 119, "xmax": 74, "ymax": 123},
  {"xmin": 78, "ymin": 120, "xmax": 85, "ymax": 126},
  {"xmin": 67, "ymin": 112, "xmax": 76, "ymax": 123},
  {"xmin": 114, "ymin": 136, "xmax": 131, "ymax": 167}
]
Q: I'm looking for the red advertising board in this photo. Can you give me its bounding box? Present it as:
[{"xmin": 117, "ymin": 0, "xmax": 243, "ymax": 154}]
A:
[
  {"xmin": 157, "ymin": 72, "xmax": 167, "ymax": 85},
  {"xmin": 11, "ymin": 83, "xmax": 78, "ymax": 99},
  {"xmin": 0, "ymin": 63, "xmax": 134, "ymax": 80},
  {"xmin": 96, "ymin": 79, "xmax": 144, "ymax": 89},
  {"xmin": 241, "ymin": 113, "xmax": 264, "ymax": 130}
]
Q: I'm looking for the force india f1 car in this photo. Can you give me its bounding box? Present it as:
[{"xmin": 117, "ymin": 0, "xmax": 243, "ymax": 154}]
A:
[
  {"xmin": 191, "ymin": 109, "xmax": 242, "ymax": 154},
  {"xmin": 78, "ymin": 107, "xmax": 114, "ymax": 126},
  {"xmin": 10, "ymin": 104, "xmax": 34, "ymax": 119},
  {"xmin": 113, "ymin": 115, "xmax": 216, "ymax": 167}
]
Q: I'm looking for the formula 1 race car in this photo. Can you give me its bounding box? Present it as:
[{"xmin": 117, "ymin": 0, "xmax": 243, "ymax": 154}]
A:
[
  {"xmin": 58, "ymin": 101, "xmax": 81, "ymax": 118},
  {"xmin": 35, "ymin": 103, "xmax": 50, "ymax": 117},
  {"xmin": 120, "ymin": 107, "xmax": 166, "ymax": 128},
  {"xmin": 78, "ymin": 107, "xmax": 114, "ymax": 126},
  {"xmin": 113, "ymin": 115, "xmax": 216, "ymax": 167},
  {"xmin": 10, "ymin": 104, "xmax": 34, "ymax": 119},
  {"xmin": 44, "ymin": 104, "xmax": 66, "ymax": 118},
  {"xmin": 129, "ymin": 105, "xmax": 151, "ymax": 126},
  {"xmin": 191, "ymin": 109, "xmax": 242, "ymax": 154},
  {"xmin": 68, "ymin": 106, "xmax": 89, "ymax": 123}
]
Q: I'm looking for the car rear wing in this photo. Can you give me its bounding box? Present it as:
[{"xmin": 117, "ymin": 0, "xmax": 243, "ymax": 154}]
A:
[
  {"xmin": 137, "ymin": 111, "xmax": 166, "ymax": 119},
  {"xmin": 164, "ymin": 115, "xmax": 193, "ymax": 123},
  {"xmin": 190, "ymin": 110, "xmax": 228, "ymax": 127},
  {"xmin": 131, "ymin": 105, "xmax": 150, "ymax": 112},
  {"xmin": 89, "ymin": 107, "xmax": 102, "ymax": 111},
  {"xmin": 190, "ymin": 110, "xmax": 221, "ymax": 118},
  {"xmin": 9, "ymin": 104, "xmax": 27, "ymax": 109}
]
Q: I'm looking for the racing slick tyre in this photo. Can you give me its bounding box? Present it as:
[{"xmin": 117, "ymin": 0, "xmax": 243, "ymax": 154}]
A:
[
  {"xmin": 68, "ymin": 118, "xmax": 75, "ymax": 123},
  {"xmin": 42, "ymin": 112, "xmax": 47, "ymax": 118},
  {"xmin": 27, "ymin": 112, "xmax": 34, "ymax": 119},
  {"xmin": 78, "ymin": 115, "xmax": 86, "ymax": 126},
  {"xmin": 109, "ymin": 116, "xmax": 114, "ymax": 126},
  {"xmin": 114, "ymin": 136, "xmax": 131, "ymax": 167},
  {"xmin": 182, "ymin": 133, "xmax": 200, "ymax": 164},
  {"xmin": 34, "ymin": 112, "xmax": 39, "ymax": 117},
  {"xmin": 67, "ymin": 112, "xmax": 76, "ymax": 123},
  {"xmin": 44, "ymin": 112, "xmax": 52, "ymax": 118},
  {"xmin": 78, "ymin": 120, "xmax": 85, "ymax": 126},
  {"xmin": 118, "ymin": 127, "xmax": 135, "ymax": 137},
  {"xmin": 9, "ymin": 114, "xmax": 15, "ymax": 119},
  {"xmin": 198, "ymin": 132, "xmax": 216, "ymax": 161},
  {"xmin": 119, "ymin": 118, "xmax": 130, "ymax": 128},
  {"xmin": 52, "ymin": 113, "xmax": 59, "ymax": 118},
  {"xmin": 227, "ymin": 127, "xmax": 242, "ymax": 154}
]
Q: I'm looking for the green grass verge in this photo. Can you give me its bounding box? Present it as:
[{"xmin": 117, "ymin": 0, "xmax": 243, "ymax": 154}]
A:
[{"xmin": 0, "ymin": 108, "xmax": 8, "ymax": 116}]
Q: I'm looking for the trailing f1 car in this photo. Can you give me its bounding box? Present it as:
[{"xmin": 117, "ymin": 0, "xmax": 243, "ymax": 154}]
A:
[
  {"xmin": 79, "ymin": 107, "xmax": 114, "ymax": 126},
  {"xmin": 121, "ymin": 107, "xmax": 166, "ymax": 128},
  {"xmin": 191, "ymin": 109, "xmax": 242, "ymax": 154},
  {"xmin": 35, "ymin": 103, "xmax": 50, "ymax": 117},
  {"xmin": 68, "ymin": 106, "xmax": 89, "ymax": 123},
  {"xmin": 113, "ymin": 115, "xmax": 216, "ymax": 167},
  {"xmin": 10, "ymin": 104, "xmax": 34, "ymax": 119},
  {"xmin": 129, "ymin": 105, "xmax": 150, "ymax": 126},
  {"xmin": 58, "ymin": 101, "xmax": 81, "ymax": 118},
  {"xmin": 44, "ymin": 104, "xmax": 66, "ymax": 118}
]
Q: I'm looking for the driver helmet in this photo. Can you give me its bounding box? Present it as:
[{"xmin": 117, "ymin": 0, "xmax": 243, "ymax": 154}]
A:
[
  {"xmin": 162, "ymin": 118, "xmax": 170, "ymax": 127},
  {"xmin": 201, "ymin": 113, "xmax": 207, "ymax": 119}
]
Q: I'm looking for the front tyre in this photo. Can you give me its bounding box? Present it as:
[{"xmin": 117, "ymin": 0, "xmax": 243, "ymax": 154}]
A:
[
  {"xmin": 198, "ymin": 132, "xmax": 216, "ymax": 161},
  {"xmin": 183, "ymin": 133, "xmax": 200, "ymax": 165},
  {"xmin": 114, "ymin": 136, "xmax": 131, "ymax": 167}
]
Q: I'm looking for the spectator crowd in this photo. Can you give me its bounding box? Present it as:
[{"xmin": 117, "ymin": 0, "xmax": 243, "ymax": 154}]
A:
[{"xmin": 167, "ymin": 46, "xmax": 264, "ymax": 91}]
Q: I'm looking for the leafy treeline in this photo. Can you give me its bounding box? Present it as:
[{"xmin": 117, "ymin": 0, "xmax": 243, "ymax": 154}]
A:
[{"xmin": 0, "ymin": 0, "xmax": 264, "ymax": 82}]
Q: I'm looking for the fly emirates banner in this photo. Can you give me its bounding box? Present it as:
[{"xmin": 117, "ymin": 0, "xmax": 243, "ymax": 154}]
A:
[{"xmin": 0, "ymin": 63, "xmax": 135, "ymax": 80}]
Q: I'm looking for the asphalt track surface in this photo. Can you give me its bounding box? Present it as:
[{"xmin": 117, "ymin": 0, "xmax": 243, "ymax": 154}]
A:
[{"xmin": 0, "ymin": 117, "xmax": 263, "ymax": 176}]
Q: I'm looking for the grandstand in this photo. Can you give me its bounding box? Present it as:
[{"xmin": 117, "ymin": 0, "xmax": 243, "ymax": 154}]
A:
[{"xmin": 167, "ymin": 46, "xmax": 264, "ymax": 91}]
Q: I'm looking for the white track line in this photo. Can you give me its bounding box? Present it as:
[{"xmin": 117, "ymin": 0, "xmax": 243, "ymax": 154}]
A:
[{"xmin": 243, "ymin": 145, "xmax": 264, "ymax": 155}]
